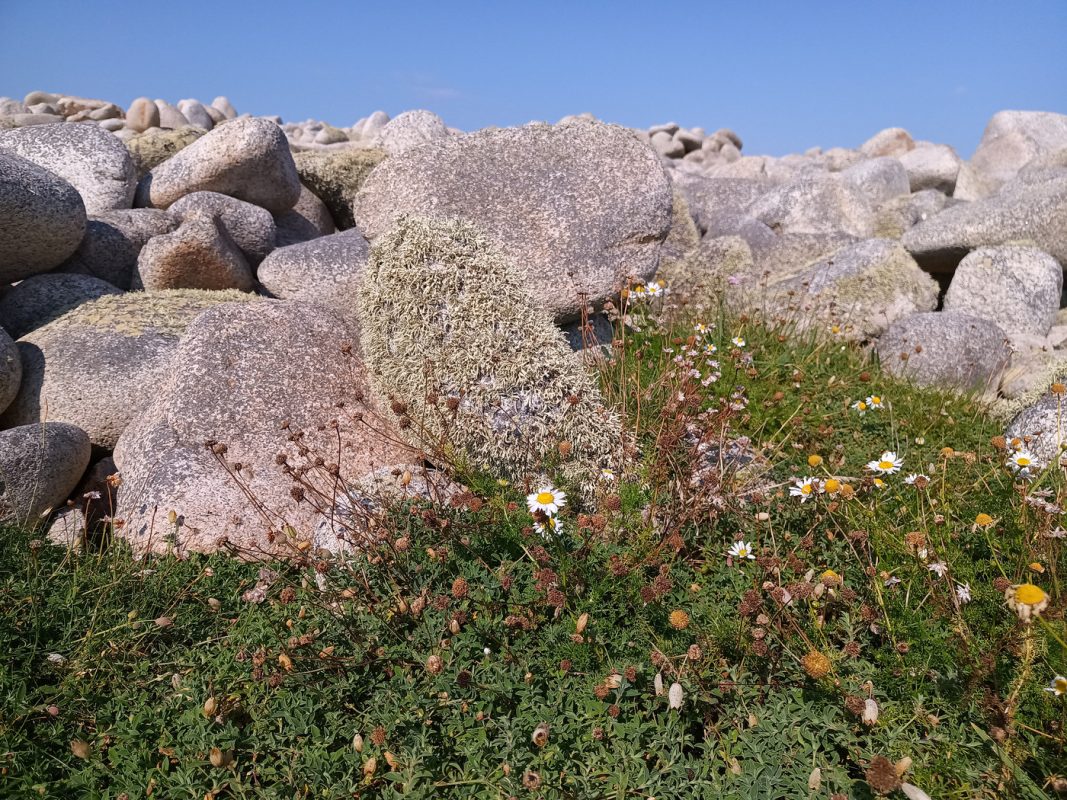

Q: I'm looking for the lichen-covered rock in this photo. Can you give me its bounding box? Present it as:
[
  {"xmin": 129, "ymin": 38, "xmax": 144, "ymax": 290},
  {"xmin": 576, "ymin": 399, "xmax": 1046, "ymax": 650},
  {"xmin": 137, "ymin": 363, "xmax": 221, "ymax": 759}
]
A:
[
  {"xmin": 273, "ymin": 183, "xmax": 336, "ymax": 247},
  {"xmin": 903, "ymin": 174, "xmax": 1067, "ymax": 272},
  {"xmin": 57, "ymin": 208, "xmax": 179, "ymax": 288},
  {"xmin": 658, "ymin": 234, "xmax": 756, "ymax": 312},
  {"xmin": 0, "ymin": 150, "xmax": 87, "ymax": 281},
  {"xmin": 168, "ymin": 191, "xmax": 276, "ymax": 265},
  {"xmin": 898, "ymin": 143, "xmax": 961, "ymax": 193},
  {"xmin": 353, "ymin": 121, "xmax": 672, "ymax": 323},
  {"xmin": 671, "ymin": 172, "xmax": 773, "ymax": 234},
  {"xmin": 873, "ymin": 189, "xmax": 948, "ymax": 238},
  {"xmin": 745, "ymin": 176, "xmax": 876, "ymax": 238},
  {"xmin": 769, "ymin": 239, "xmax": 939, "ymax": 341},
  {"xmin": 859, "ymin": 127, "xmax": 915, "ymax": 158},
  {"xmin": 0, "ymin": 122, "xmax": 137, "ymax": 213},
  {"xmin": 136, "ymin": 211, "xmax": 255, "ymax": 291},
  {"xmin": 294, "ymin": 148, "xmax": 385, "ymax": 230},
  {"xmin": 0, "ymin": 422, "xmax": 91, "ymax": 527},
  {"xmin": 0, "ymin": 327, "xmax": 20, "ymax": 415},
  {"xmin": 875, "ymin": 311, "xmax": 1011, "ymax": 394},
  {"xmin": 954, "ymin": 110, "xmax": 1067, "ymax": 200},
  {"xmin": 124, "ymin": 126, "xmax": 204, "ymax": 179},
  {"xmin": 838, "ymin": 157, "xmax": 911, "ymax": 206},
  {"xmin": 1004, "ymin": 391, "xmax": 1067, "ymax": 469},
  {"xmin": 113, "ymin": 300, "xmax": 417, "ymax": 556},
  {"xmin": 943, "ymin": 245, "xmax": 1062, "ymax": 337},
  {"xmin": 136, "ymin": 118, "xmax": 300, "ymax": 213},
  {"xmin": 374, "ymin": 109, "xmax": 450, "ymax": 155},
  {"xmin": 0, "ymin": 290, "xmax": 257, "ymax": 448},
  {"xmin": 0, "ymin": 273, "xmax": 124, "ymax": 339},
  {"xmin": 359, "ymin": 216, "xmax": 620, "ymax": 490}
]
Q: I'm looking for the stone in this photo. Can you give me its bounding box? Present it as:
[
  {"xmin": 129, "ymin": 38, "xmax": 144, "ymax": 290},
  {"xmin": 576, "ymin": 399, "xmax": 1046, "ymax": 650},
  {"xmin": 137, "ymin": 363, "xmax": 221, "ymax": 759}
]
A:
[
  {"xmin": 838, "ymin": 157, "xmax": 911, "ymax": 205},
  {"xmin": 769, "ymin": 238, "xmax": 939, "ymax": 341},
  {"xmin": 113, "ymin": 300, "xmax": 417, "ymax": 556},
  {"xmin": 873, "ymin": 189, "xmax": 948, "ymax": 238},
  {"xmin": 54, "ymin": 96, "xmax": 111, "ymax": 117},
  {"xmin": 943, "ymin": 245, "xmax": 1062, "ymax": 338},
  {"xmin": 0, "ymin": 122, "xmax": 137, "ymax": 214},
  {"xmin": 651, "ymin": 130, "xmax": 684, "ymax": 158},
  {"xmin": 57, "ymin": 208, "xmax": 179, "ymax": 288},
  {"xmin": 257, "ymin": 228, "xmax": 369, "ymax": 329},
  {"xmin": 746, "ymin": 176, "xmax": 876, "ymax": 237},
  {"xmin": 954, "ymin": 110, "xmax": 1067, "ymax": 200},
  {"xmin": 0, "ymin": 327, "xmax": 19, "ymax": 415},
  {"xmin": 0, "ymin": 274, "xmax": 124, "ymax": 339},
  {"xmin": 0, "ymin": 98, "xmax": 27, "ymax": 115},
  {"xmin": 98, "ymin": 118, "xmax": 124, "ymax": 133},
  {"xmin": 751, "ymin": 232, "xmax": 858, "ymax": 280},
  {"xmin": 23, "ymin": 91, "xmax": 59, "ymax": 106},
  {"xmin": 1005, "ymin": 391, "xmax": 1067, "ymax": 468},
  {"xmin": 360, "ymin": 110, "xmax": 390, "ymax": 139},
  {"xmin": 136, "ymin": 211, "xmax": 255, "ymax": 291},
  {"xmin": 313, "ymin": 124, "xmax": 349, "ymax": 145},
  {"xmin": 352, "ymin": 121, "xmax": 673, "ymax": 323},
  {"xmin": 658, "ymin": 234, "xmax": 757, "ymax": 312},
  {"xmin": 125, "ymin": 126, "xmax": 204, "ymax": 179},
  {"xmin": 903, "ymin": 174, "xmax": 1067, "ymax": 272},
  {"xmin": 0, "ymin": 423, "xmax": 91, "ymax": 527},
  {"xmin": 2, "ymin": 113, "xmax": 64, "ymax": 127},
  {"xmin": 273, "ymin": 184, "xmax": 336, "ymax": 247},
  {"xmin": 45, "ymin": 456, "xmax": 118, "ymax": 548},
  {"xmin": 0, "ymin": 290, "xmax": 258, "ymax": 449},
  {"xmin": 897, "ymin": 143, "xmax": 961, "ymax": 193},
  {"xmin": 359, "ymin": 216, "xmax": 619, "ymax": 491},
  {"xmin": 126, "ymin": 97, "xmax": 159, "ymax": 133},
  {"xmin": 374, "ymin": 109, "xmax": 449, "ymax": 155},
  {"xmin": 293, "ymin": 148, "xmax": 385, "ymax": 230},
  {"xmin": 0, "ymin": 150, "xmax": 87, "ymax": 281},
  {"xmin": 860, "ymin": 127, "xmax": 915, "ymax": 158},
  {"xmin": 875, "ymin": 311, "xmax": 1011, "ymax": 394},
  {"xmin": 671, "ymin": 173, "xmax": 773, "ymax": 234},
  {"xmin": 177, "ymin": 99, "xmax": 214, "ymax": 130},
  {"xmin": 136, "ymin": 118, "xmax": 300, "ymax": 213},
  {"xmin": 211, "ymin": 96, "xmax": 237, "ymax": 119},
  {"xmin": 155, "ymin": 100, "xmax": 191, "ymax": 130},
  {"xmin": 168, "ymin": 191, "xmax": 276, "ymax": 265}
]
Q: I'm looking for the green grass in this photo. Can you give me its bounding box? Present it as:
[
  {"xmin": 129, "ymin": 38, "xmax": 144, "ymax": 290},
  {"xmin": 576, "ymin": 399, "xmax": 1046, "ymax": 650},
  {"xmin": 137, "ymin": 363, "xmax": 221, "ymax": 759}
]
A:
[{"xmin": 1, "ymin": 299, "xmax": 1065, "ymax": 798}]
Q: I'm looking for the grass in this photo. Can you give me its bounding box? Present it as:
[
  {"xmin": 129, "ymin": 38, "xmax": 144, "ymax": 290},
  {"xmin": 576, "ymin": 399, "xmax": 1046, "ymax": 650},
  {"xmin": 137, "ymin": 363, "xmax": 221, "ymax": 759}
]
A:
[{"xmin": 1, "ymin": 292, "xmax": 1065, "ymax": 799}]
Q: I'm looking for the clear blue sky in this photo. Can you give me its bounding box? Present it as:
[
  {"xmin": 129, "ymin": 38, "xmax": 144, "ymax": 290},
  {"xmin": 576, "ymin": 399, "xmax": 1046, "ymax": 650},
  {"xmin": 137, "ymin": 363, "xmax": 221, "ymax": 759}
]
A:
[{"xmin": 2, "ymin": 0, "xmax": 1065, "ymax": 157}]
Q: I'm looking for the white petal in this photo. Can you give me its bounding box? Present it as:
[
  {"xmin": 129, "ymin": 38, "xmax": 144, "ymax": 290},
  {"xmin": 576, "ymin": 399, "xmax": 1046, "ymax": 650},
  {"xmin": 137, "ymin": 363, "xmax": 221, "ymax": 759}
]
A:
[
  {"xmin": 668, "ymin": 682, "xmax": 684, "ymax": 709},
  {"xmin": 901, "ymin": 783, "xmax": 932, "ymax": 800}
]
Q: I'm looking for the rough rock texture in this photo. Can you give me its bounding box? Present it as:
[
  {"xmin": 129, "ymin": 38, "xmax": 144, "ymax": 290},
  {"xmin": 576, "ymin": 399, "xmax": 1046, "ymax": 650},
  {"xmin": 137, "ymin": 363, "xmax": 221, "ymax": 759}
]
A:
[
  {"xmin": 136, "ymin": 211, "xmax": 256, "ymax": 291},
  {"xmin": 113, "ymin": 301, "xmax": 418, "ymax": 556},
  {"xmin": 903, "ymin": 174, "xmax": 1067, "ymax": 272},
  {"xmin": 257, "ymin": 228, "xmax": 369, "ymax": 329},
  {"xmin": 770, "ymin": 238, "xmax": 939, "ymax": 340},
  {"xmin": 273, "ymin": 184, "xmax": 336, "ymax": 247},
  {"xmin": 0, "ymin": 422, "xmax": 91, "ymax": 527},
  {"xmin": 293, "ymin": 148, "xmax": 387, "ymax": 230},
  {"xmin": 57, "ymin": 208, "xmax": 179, "ymax": 288},
  {"xmin": 745, "ymin": 176, "xmax": 875, "ymax": 238},
  {"xmin": 374, "ymin": 109, "xmax": 450, "ymax": 155},
  {"xmin": 353, "ymin": 121, "xmax": 673, "ymax": 323},
  {"xmin": 45, "ymin": 456, "xmax": 118, "ymax": 548},
  {"xmin": 839, "ymin": 157, "xmax": 911, "ymax": 206},
  {"xmin": 0, "ymin": 290, "xmax": 257, "ymax": 449},
  {"xmin": 359, "ymin": 216, "xmax": 620, "ymax": 490},
  {"xmin": 136, "ymin": 118, "xmax": 300, "ymax": 213},
  {"xmin": 0, "ymin": 327, "xmax": 20, "ymax": 415},
  {"xmin": 954, "ymin": 110, "xmax": 1067, "ymax": 200},
  {"xmin": 0, "ymin": 122, "xmax": 137, "ymax": 213},
  {"xmin": 1005, "ymin": 391, "xmax": 1067, "ymax": 469},
  {"xmin": 671, "ymin": 173, "xmax": 773, "ymax": 234},
  {"xmin": 860, "ymin": 127, "xmax": 915, "ymax": 158},
  {"xmin": 659, "ymin": 234, "xmax": 756, "ymax": 312},
  {"xmin": 876, "ymin": 311, "xmax": 1011, "ymax": 394},
  {"xmin": 125, "ymin": 126, "xmax": 204, "ymax": 179},
  {"xmin": 0, "ymin": 150, "xmax": 87, "ymax": 280},
  {"xmin": 125, "ymin": 97, "xmax": 160, "ymax": 133},
  {"xmin": 943, "ymin": 245, "xmax": 1062, "ymax": 337},
  {"xmin": 0, "ymin": 273, "xmax": 124, "ymax": 339},
  {"xmin": 897, "ymin": 144, "xmax": 961, "ymax": 193},
  {"xmin": 873, "ymin": 189, "xmax": 948, "ymax": 238},
  {"xmin": 168, "ymin": 191, "xmax": 276, "ymax": 265}
]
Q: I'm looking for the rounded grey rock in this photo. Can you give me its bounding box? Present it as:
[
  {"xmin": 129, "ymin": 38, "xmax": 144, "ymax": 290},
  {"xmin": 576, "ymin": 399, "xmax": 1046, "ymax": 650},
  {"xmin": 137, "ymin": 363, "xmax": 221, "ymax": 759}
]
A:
[
  {"xmin": 155, "ymin": 100, "xmax": 191, "ymax": 130},
  {"xmin": 177, "ymin": 99, "xmax": 214, "ymax": 130},
  {"xmin": 126, "ymin": 97, "xmax": 160, "ymax": 133},
  {"xmin": 0, "ymin": 273, "xmax": 124, "ymax": 339},
  {"xmin": 136, "ymin": 211, "xmax": 255, "ymax": 291},
  {"xmin": 374, "ymin": 109, "xmax": 449, "ymax": 155},
  {"xmin": 273, "ymin": 183, "xmax": 336, "ymax": 247},
  {"xmin": 58, "ymin": 208, "xmax": 179, "ymax": 288},
  {"xmin": 168, "ymin": 191, "xmax": 276, "ymax": 265},
  {"xmin": 0, "ymin": 422, "xmax": 91, "ymax": 526},
  {"xmin": 1006, "ymin": 391, "xmax": 1067, "ymax": 469},
  {"xmin": 839, "ymin": 157, "xmax": 910, "ymax": 205},
  {"xmin": 0, "ymin": 326, "xmax": 20, "ymax": 415}
]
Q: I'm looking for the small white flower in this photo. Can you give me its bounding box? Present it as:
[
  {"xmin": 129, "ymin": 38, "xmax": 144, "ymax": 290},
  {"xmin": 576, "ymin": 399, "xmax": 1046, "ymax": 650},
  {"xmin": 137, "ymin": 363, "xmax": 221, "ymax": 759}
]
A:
[
  {"xmin": 917, "ymin": 548, "xmax": 929, "ymax": 561},
  {"xmin": 851, "ymin": 400, "xmax": 868, "ymax": 416},
  {"xmin": 867, "ymin": 451, "xmax": 903, "ymax": 475},
  {"xmin": 928, "ymin": 561, "xmax": 948, "ymax": 578},
  {"xmin": 903, "ymin": 473, "xmax": 928, "ymax": 486},
  {"xmin": 668, "ymin": 681, "xmax": 684, "ymax": 709},
  {"xmin": 955, "ymin": 582, "xmax": 972, "ymax": 604},
  {"xmin": 645, "ymin": 281, "xmax": 664, "ymax": 298},
  {"xmin": 527, "ymin": 486, "xmax": 566, "ymax": 516},
  {"xmin": 704, "ymin": 342, "xmax": 717, "ymax": 356},
  {"xmin": 483, "ymin": 647, "xmax": 492, "ymax": 656},
  {"xmin": 884, "ymin": 576, "xmax": 901, "ymax": 587},
  {"xmin": 534, "ymin": 516, "xmax": 563, "ymax": 540},
  {"xmin": 693, "ymin": 322, "xmax": 708, "ymax": 336},
  {"xmin": 731, "ymin": 336, "xmax": 746, "ymax": 348},
  {"xmin": 865, "ymin": 395, "xmax": 885, "ymax": 409},
  {"xmin": 47, "ymin": 653, "xmax": 67, "ymax": 665},
  {"xmin": 1008, "ymin": 449, "xmax": 1036, "ymax": 476},
  {"xmin": 872, "ymin": 477, "xmax": 887, "ymax": 490},
  {"xmin": 599, "ymin": 468, "xmax": 616, "ymax": 482},
  {"xmin": 728, "ymin": 540, "xmax": 756, "ymax": 561},
  {"xmin": 1046, "ymin": 675, "xmax": 1067, "ymax": 696},
  {"xmin": 790, "ymin": 476, "xmax": 820, "ymax": 502}
]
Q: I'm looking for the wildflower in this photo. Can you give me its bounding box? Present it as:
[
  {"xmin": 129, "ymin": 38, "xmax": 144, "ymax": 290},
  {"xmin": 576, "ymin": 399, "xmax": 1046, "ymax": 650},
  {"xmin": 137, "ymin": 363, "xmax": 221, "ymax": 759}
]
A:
[
  {"xmin": 927, "ymin": 561, "xmax": 948, "ymax": 578},
  {"xmin": 852, "ymin": 400, "xmax": 868, "ymax": 415},
  {"xmin": 599, "ymin": 468, "xmax": 616, "ymax": 482},
  {"xmin": 830, "ymin": 323, "xmax": 843, "ymax": 336},
  {"xmin": 872, "ymin": 477, "xmax": 887, "ymax": 490},
  {"xmin": 975, "ymin": 513, "xmax": 994, "ymax": 527},
  {"xmin": 645, "ymin": 281, "xmax": 664, "ymax": 298},
  {"xmin": 731, "ymin": 336, "xmax": 746, "ymax": 348},
  {"xmin": 527, "ymin": 486, "xmax": 566, "ymax": 516},
  {"xmin": 867, "ymin": 451, "xmax": 903, "ymax": 475},
  {"xmin": 704, "ymin": 342, "xmax": 717, "ymax": 355},
  {"xmin": 790, "ymin": 476, "xmax": 820, "ymax": 502},
  {"xmin": 727, "ymin": 541, "xmax": 756, "ymax": 561},
  {"xmin": 903, "ymin": 473, "xmax": 928, "ymax": 487},
  {"xmin": 1046, "ymin": 675, "xmax": 1067, "ymax": 697},
  {"xmin": 955, "ymin": 582, "xmax": 972, "ymax": 604},
  {"xmin": 866, "ymin": 395, "xmax": 885, "ymax": 409},
  {"xmin": 531, "ymin": 722, "xmax": 550, "ymax": 748},
  {"xmin": 866, "ymin": 755, "xmax": 902, "ymax": 795},
  {"xmin": 668, "ymin": 610, "xmax": 690, "ymax": 630},
  {"xmin": 534, "ymin": 516, "xmax": 563, "ymax": 540},
  {"xmin": 807, "ymin": 454, "xmax": 823, "ymax": 467},
  {"xmin": 801, "ymin": 650, "xmax": 831, "ymax": 679},
  {"xmin": 693, "ymin": 322, "xmax": 708, "ymax": 336},
  {"xmin": 823, "ymin": 478, "xmax": 842, "ymax": 495},
  {"xmin": 668, "ymin": 682, "xmax": 684, "ymax": 709},
  {"xmin": 1004, "ymin": 583, "xmax": 1050, "ymax": 623},
  {"xmin": 1008, "ymin": 449, "xmax": 1036, "ymax": 476}
]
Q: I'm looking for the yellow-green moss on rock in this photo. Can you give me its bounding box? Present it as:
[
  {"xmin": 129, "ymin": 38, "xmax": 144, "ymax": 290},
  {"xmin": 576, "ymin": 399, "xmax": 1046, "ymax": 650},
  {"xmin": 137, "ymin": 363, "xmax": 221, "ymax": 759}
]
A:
[
  {"xmin": 294, "ymin": 148, "xmax": 386, "ymax": 229},
  {"xmin": 125, "ymin": 127, "xmax": 205, "ymax": 180}
]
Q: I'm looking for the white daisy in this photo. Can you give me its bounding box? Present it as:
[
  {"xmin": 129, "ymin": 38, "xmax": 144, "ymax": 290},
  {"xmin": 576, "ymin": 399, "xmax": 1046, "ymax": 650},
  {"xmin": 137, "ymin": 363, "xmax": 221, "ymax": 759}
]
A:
[
  {"xmin": 645, "ymin": 281, "xmax": 664, "ymax": 298},
  {"xmin": 731, "ymin": 336, "xmax": 746, "ymax": 348},
  {"xmin": 727, "ymin": 540, "xmax": 756, "ymax": 560},
  {"xmin": 928, "ymin": 561, "xmax": 948, "ymax": 578},
  {"xmin": 865, "ymin": 395, "xmax": 885, "ymax": 409},
  {"xmin": 790, "ymin": 476, "xmax": 820, "ymax": 502},
  {"xmin": 1046, "ymin": 675, "xmax": 1067, "ymax": 697},
  {"xmin": 1008, "ymin": 449, "xmax": 1036, "ymax": 476},
  {"xmin": 704, "ymin": 343, "xmax": 717, "ymax": 356},
  {"xmin": 599, "ymin": 468, "xmax": 616, "ymax": 482},
  {"xmin": 534, "ymin": 516, "xmax": 563, "ymax": 540},
  {"xmin": 693, "ymin": 322, "xmax": 708, "ymax": 336},
  {"xmin": 527, "ymin": 486, "xmax": 566, "ymax": 516},
  {"xmin": 872, "ymin": 477, "xmax": 887, "ymax": 490},
  {"xmin": 955, "ymin": 582, "xmax": 972, "ymax": 604},
  {"xmin": 851, "ymin": 400, "xmax": 868, "ymax": 416},
  {"xmin": 867, "ymin": 451, "xmax": 903, "ymax": 475}
]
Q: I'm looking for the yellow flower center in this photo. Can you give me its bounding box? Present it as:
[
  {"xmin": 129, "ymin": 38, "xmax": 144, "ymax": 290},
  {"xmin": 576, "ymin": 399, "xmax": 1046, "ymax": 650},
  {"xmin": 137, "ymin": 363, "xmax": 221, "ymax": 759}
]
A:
[
  {"xmin": 874, "ymin": 479, "xmax": 885, "ymax": 487},
  {"xmin": 801, "ymin": 484, "xmax": 813, "ymax": 495},
  {"xmin": 1016, "ymin": 457, "xmax": 1031, "ymax": 466},
  {"xmin": 824, "ymin": 479, "xmax": 841, "ymax": 494},
  {"xmin": 878, "ymin": 460, "xmax": 894, "ymax": 470},
  {"xmin": 1014, "ymin": 584, "xmax": 1047, "ymax": 606},
  {"xmin": 1055, "ymin": 677, "xmax": 1067, "ymax": 693},
  {"xmin": 871, "ymin": 396, "xmax": 880, "ymax": 404},
  {"xmin": 807, "ymin": 455, "xmax": 823, "ymax": 467},
  {"xmin": 857, "ymin": 402, "xmax": 866, "ymax": 410},
  {"xmin": 975, "ymin": 513, "xmax": 993, "ymax": 527},
  {"xmin": 737, "ymin": 547, "xmax": 749, "ymax": 557},
  {"xmin": 536, "ymin": 492, "xmax": 555, "ymax": 504}
]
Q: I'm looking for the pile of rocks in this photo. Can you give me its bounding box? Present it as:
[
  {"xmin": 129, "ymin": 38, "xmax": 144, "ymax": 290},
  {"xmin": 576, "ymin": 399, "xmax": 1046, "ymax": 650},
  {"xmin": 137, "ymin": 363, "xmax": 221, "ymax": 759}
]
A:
[{"xmin": 1, "ymin": 88, "xmax": 1066, "ymax": 555}]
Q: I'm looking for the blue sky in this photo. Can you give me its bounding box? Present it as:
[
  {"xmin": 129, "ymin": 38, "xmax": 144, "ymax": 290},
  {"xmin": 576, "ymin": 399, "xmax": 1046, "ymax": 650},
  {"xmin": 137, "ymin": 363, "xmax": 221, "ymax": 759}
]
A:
[{"xmin": 2, "ymin": 0, "xmax": 1065, "ymax": 157}]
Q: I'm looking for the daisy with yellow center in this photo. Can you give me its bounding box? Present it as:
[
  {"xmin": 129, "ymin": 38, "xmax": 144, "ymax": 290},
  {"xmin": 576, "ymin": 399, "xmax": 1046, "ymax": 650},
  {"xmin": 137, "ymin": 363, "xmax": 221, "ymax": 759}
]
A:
[
  {"xmin": 645, "ymin": 281, "xmax": 664, "ymax": 298},
  {"xmin": 693, "ymin": 322, "xmax": 708, "ymax": 336},
  {"xmin": 866, "ymin": 395, "xmax": 884, "ymax": 409},
  {"xmin": 866, "ymin": 451, "xmax": 903, "ymax": 475},
  {"xmin": 1046, "ymin": 675, "xmax": 1067, "ymax": 697},
  {"xmin": 527, "ymin": 486, "xmax": 566, "ymax": 516},
  {"xmin": 974, "ymin": 513, "xmax": 994, "ymax": 528},
  {"xmin": 1008, "ymin": 449, "xmax": 1036, "ymax": 476},
  {"xmin": 823, "ymin": 478, "xmax": 842, "ymax": 495},
  {"xmin": 851, "ymin": 400, "xmax": 868, "ymax": 415},
  {"xmin": 534, "ymin": 515, "xmax": 563, "ymax": 540},
  {"xmin": 790, "ymin": 476, "xmax": 820, "ymax": 502},
  {"xmin": 807, "ymin": 454, "xmax": 823, "ymax": 467},
  {"xmin": 829, "ymin": 324, "xmax": 843, "ymax": 336},
  {"xmin": 872, "ymin": 477, "xmax": 887, "ymax": 490},
  {"xmin": 731, "ymin": 336, "xmax": 746, "ymax": 348},
  {"xmin": 728, "ymin": 540, "xmax": 756, "ymax": 560},
  {"xmin": 1004, "ymin": 583, "xmax": 1050, "ymax": 623}
]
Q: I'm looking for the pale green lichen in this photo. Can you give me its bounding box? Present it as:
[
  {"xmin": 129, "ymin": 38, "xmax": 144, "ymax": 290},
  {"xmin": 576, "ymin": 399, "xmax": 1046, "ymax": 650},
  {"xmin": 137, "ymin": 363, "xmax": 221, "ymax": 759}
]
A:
[
  {"xmin": 294, "ymin": 148, "xmax": 386, "ymax": 229},
  {"xmin": 359, "ymin": 216, "xmax": 620, "ymax": 493},
  {"xmin": 34, "ymin": 289, "xmax": 258, "ymax": 339},
  {"xmin": 125, "ymin": 127, "xmax": 205, "ymax": 179},
  {"xmin": 991, "ymin": 354, "xmax": 1067, "ymax": 422}
]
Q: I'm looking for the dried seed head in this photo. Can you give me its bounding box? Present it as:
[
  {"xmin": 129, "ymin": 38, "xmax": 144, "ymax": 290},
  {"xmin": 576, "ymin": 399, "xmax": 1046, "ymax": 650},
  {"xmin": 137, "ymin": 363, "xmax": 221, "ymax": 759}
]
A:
[
  {"xmin": 451, "ymin": 577, "xmax": 469, "ymax": 599},
  {"xmin": 352, "ymin": 733, "xmax": 364, "ymax": 752},
  {"xmin": 425, "ymin": 655, "xmax": 444, "ymax": 674},
  {"xmin": 531, "ymin": 722, "xmax": 550, "ymax": 748},
  {"xmin": 668, "ymin": 610, "xmax": 690, "ymax": 630},
  {"xmin": 371, "ymin": 725, "xmax": 387, "ymax": 746},
  {"xmin": 71, "ymin": 739, "xmax": 91, "ymax": 759},
  {"xmin": 801, "ymin": 650, "xmax": 831, "ymax": 679},
  {"xmin": 866, "ymin": 755, "xmax": 902, "ymax": 795},
  {"xmin": 522, "ymin": 770, "xmax": 542, "ymax": 789}
]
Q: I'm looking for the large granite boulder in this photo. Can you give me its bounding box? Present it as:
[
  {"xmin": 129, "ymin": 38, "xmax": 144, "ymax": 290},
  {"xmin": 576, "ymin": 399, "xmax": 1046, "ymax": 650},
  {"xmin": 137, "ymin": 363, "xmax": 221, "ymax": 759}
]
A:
[
  {"xmin": 745, "ymin": 176, "xmax": 876, "ymax": 238},
  {"xmin": 1005, "ymin": 391, "xmax": 1067, "ymax": 469},
  {"xmin": 124, "ymin": 126, "xmax": 204, "ymax": 179},
  {"xmin": 0, "ymin": 422, "xmax": 91, "ymax": 527},
  {"xmin": 0, "ymin": 327, "xmax": 19, "ymax": 415},
  {"xmin": 897, "ymin": 143, "xmax": 961, "ymax": 193},
  {"xmin": 293, "ymin": 148, "xmax": 385, "ymax": 230},
  {"xmin": 56, "ymin": 208, "xmax": 179, "ymax": 288},
  {"xmin": 135, "ymin": 211, "xmax": 256, "ymax": 291},
  {"xmin": 374, "ymin": 109, "xmax": 450, "ymax": 155},
  {"xmin": 168, "ymin": 191, "xmax": 276, "ymax": 265},
  {"xmin": 273, "ymin": 184, "xmax": 336, "ymax": 247},
  {"xmin": 0, "ymin": 273, "xmax": 124, "ymax": 339},
  {"xmin": 954, "ymin": 110, "xmax": 1067, "ymax": 200}
]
